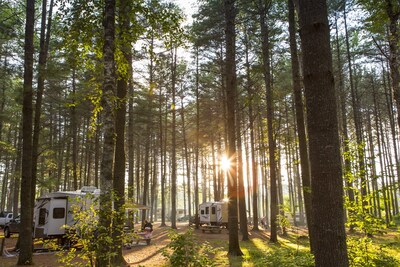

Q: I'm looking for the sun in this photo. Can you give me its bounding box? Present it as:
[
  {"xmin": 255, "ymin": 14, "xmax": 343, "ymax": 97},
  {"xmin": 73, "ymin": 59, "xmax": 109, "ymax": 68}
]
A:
[{"xmin": 220, "ymin": 156, "xmax": 231, "ymax": 171}]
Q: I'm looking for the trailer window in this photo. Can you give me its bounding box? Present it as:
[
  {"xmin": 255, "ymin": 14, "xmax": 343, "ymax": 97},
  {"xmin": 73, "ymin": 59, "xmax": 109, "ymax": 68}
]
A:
[
  {"xmin": 205, "ymin": 207, "xmax": 209, "ymax": 214},
  {"xmin": 53, "ymin": 208, "xmax": 65, "ymax": 219},
  {"xmin": 201, "ymin": 210, "xmax": 204, "ymax": 215},
  {"xmin": 38, "ymin": 208, "xmax": 46, "ymax": 225},
  {"xmin": 211, "ymin": 207, "xmax": 216, "ymax": 215}
]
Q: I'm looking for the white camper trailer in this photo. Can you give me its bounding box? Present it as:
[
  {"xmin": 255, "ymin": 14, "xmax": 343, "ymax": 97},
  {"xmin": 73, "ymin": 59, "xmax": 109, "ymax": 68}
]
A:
[
  {"xmin": 33, "ymin": 186, "xmax": 99, "ymax": 239},
  {"xmin": 199, "ymin": 201, "xmax": 228, "ymax": 227}
]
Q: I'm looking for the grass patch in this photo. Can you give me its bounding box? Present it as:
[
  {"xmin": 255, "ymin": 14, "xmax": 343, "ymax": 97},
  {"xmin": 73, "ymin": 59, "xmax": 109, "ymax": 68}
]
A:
[
  {"xmin": 208, "ymin": 230, "xmax": 313, "ymax": 267},
  {"xmin": 204, "ymin": 228, "xmax": 400, "ymax": 267},
  {"xmin": 347, "ymin": 228, "xmax": 400, "ymax": 267}
]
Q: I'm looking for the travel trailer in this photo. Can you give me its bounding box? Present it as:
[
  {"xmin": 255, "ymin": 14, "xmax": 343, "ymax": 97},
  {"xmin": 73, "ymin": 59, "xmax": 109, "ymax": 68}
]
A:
[
  {"xmin": 199, "ymin": 201, "xmax": 228, "ymax": 227},
  {"xmin": 33, "ymin": 186, "xmax": 149, "ymax": 240},
  {"xmin": 33, "ymin": 186, "xmax": 99, "ymax": 239}
]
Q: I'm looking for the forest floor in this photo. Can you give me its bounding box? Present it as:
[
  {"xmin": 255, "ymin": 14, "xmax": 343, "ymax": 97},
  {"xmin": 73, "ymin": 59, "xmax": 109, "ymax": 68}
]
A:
[
  {"xmin": 0, "ymin": 222, "xmax": 231, "ymax": 266},
  {"xmin": 0, "ymin": 222, "xmax": 399, "ymax": 266}
]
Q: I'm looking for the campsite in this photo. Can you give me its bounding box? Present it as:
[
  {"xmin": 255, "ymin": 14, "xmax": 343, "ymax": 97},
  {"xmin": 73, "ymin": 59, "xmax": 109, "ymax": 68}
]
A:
[
  {"xmin": 1, "ymin": 221, "xmax": 400, "ymax": 266},
  {"xmin": 2, "ymin": 0, "xmax": 400, "ymax": 266}
]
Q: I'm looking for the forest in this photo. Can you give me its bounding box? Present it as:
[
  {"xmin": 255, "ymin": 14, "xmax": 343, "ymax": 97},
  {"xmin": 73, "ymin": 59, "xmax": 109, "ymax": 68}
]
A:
[{"xmin": 1, "ymin": 0, "xmax": 400, "ymax": 266}]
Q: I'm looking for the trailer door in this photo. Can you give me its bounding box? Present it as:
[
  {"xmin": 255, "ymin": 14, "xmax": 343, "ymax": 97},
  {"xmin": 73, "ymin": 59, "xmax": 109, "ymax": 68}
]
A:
[
  {"xmin": 199, "ymin": 203, "xmax": 210, "ymax": 224},
  {"xmin": 47, "ymin": 198, "xmax": 67, "ymax": 236},
  {"xmin": 210, "ymin": 205, "xmax": 217, "ymax": 225}
]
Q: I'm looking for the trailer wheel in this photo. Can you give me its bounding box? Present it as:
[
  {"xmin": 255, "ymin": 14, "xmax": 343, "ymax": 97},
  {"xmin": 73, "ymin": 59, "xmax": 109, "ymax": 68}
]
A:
[{"xmin": 4, "ymin": 227, "xmax": 10, "ymax": 238}]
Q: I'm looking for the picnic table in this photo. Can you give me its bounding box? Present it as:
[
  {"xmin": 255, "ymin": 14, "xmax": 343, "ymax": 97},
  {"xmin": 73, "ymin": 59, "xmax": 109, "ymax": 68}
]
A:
[
  {"xmin": 135, "ymin": 231, "xmax": 152, "ymax": 245},
  {"xmin": 124, "ymin": 228, "xmax": 152, "ymax": 248}
]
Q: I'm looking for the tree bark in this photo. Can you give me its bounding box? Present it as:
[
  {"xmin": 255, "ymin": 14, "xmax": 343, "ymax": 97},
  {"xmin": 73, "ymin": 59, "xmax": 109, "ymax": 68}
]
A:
[
  {"xmin": 71, "ymin": 67, "xmax": 78, "ymax": 190},
  {"xmin": 195, "ymin": 47, "xmax": 200, "ymax": 229},
  {"xmin": 32, "ymin": 0, "xmax": 53, "ymax": 210},
  {"xmin": 298, "ymin": 1, "xmax": 349, "ymax": 266},
  {"xmin": 243, "ymin": 24, "xmax": 259, "ymax": 231},
  {"xmin": 111, "ymin": 0, "xmax": 131, "ymax": 264},
  {"xmin": 385, "ymin": 0, "xmax": 400, "ymax": 147},
  {"xmin": 159, "ymin": 73, "xmax": 166, "ymax": 227},
  {"xmin": 18, "ymin": 0, "xmax": 35, "ymax": 264},
  {"xmin": 333, "ymin": 11, "xmax": 355, "ymax": 230},
  {"xmin": 235, "ymin": 89, "xmax": 249, "ymax": 240},
  {"xmin": 343, "ymin": 6, "xmax": 367, "ymax": 204},
  {"xmin": 288, "ymin": 0, "xmax": 313, "ymax": 244},
  {"xmin": 258, "ymin": 0, "xmax": 278, "ymax": 243},
  {"xmin": 180, "ymin": 95, "xmax": 192, "ymax": 219},
  {"xmin": 171, "ymin": 47, "xmax": 177, "ymax": 229},
  {"xmin": 128, "ymin": 78, "xmax": 135, "ymax": 203},
  {"xmin": 13, "ymin": 125, "xmax": 22, "ymax": 219},
  {"xmin": 224, "ymin": 0, "xmax": 243, "ymax": 257},
  {"xmin": 96, "ymin": 0, "xmax": 116, "ymax": 265}
]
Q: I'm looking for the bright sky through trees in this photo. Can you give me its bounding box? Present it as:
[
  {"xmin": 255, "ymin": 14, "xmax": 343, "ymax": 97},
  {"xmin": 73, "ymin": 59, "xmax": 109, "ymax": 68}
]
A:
[{"xmin": 173, "ymin": 0, "xmax": 197, "ymax": 23}]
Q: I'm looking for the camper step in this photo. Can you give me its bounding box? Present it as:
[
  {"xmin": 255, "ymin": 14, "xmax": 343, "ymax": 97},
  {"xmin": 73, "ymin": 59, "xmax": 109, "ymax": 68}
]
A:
[{"xmin": 201, "ymin": 225, "xmax": 222, "ymax": 233}]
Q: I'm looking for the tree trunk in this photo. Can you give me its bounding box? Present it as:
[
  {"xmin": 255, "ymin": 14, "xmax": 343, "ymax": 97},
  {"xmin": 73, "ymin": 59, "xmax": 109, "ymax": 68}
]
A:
[
  {"xmin": 142, "ymin": 34, "xmax": 155, "ymax": 225},
  {"xmin": 224, "ymin": 0, "xmax": 243, "ymax": 257},
  {"xmin": 298, "ymin": 1, "xmax": 349, "ymax": 266},
  {"xmin": 383, "ymin": 65, "xmax": 400, "ymax": 214},
  {"xmin": 180, "ymin": 95, "xmax": 192, "ymax": 218},
  {"xmin": 18, "ymin": 0, "xmax": 35, "ymax": 264},
  {"xmin": 366, "ymin": 106, "xmax": 381, "ymax": 217},
  {"xmin": 32, "ymin": 0, "xmax": 53, "ymax": 211},
  {"xmin": 217, "ymin": 135, "xmax": 223, "ymax": 200},
  {"xmin": 195, "ymin": 47, "xmax": 200, "ymax": 229},
  {"xmin": 235, "ymin": 89, "xmax": 249, "ymax": 240},
  {"xmin": 211, "ymin": 138, "xmax": 218, "ymax": 201},
  {"xmin": 63, "ymin": 126, "xmax": 71, "ymax": 190},
  {"xmin": 96, "ymin": 0, "xmax": 116, "ymax": 265},
  {"xmin": 161, "ymin": 96, "xmax": 168, "ymax": 226},
  {"xmin": 343, "ymin": 6, "xmax": 367, "ymax": 206},
  {"xmin": 258, "ymin": 0, "xmax": 278, "ymax": 243},
  {"xmin": 71, "ymin": 67, "xmax": 78, "ymax": 190},
  {"xmin": 243, "ymin": 24, "xmax": 259, "ymax": 231},
  {"xmin": 111, "ymin": 0, "xmax": 131, "ymax": 264},
  {"xmin": 159, "ymin": 73, "xmax": 166, "ymax": 227},
  {"xmin": 13, "ymin": 124, "xmax": 22, "ymax": 219},
  {"xmin": 94, "ymin": 116, "xmax": 100, "ymax": 188},
  {"xmin": 171, "ymin": 47, "xmax": 177, "ymax": 229},
  {"xmin": 258, "ymin": 105, "xmax": 269, "ymax": 227},
  {"xmin": 385, "ymin": 0, "xmax": 400, "ymax": 146},
  {"xmin": 333, "ymin": 11, "xmax": 355, "ymax": 231},
  {"xmin": 128, "ymin": 81, "xmax": 135, "ymax": 202},
  {"xmin": 288, "ymin": 0, "xmax": 313, "ymax": 244}
]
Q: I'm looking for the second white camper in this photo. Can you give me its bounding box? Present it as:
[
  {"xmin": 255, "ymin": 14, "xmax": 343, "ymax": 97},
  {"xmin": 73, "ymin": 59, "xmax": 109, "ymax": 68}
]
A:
[{"xmin": 199, "ymin": 201, "xmax": 228, "ymax": 227}]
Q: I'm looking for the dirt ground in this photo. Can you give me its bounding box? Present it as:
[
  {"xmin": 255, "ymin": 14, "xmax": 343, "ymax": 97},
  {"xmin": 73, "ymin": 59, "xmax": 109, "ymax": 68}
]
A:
[{"xmin": 0, "ymin": 222, "xmax": 257, "ymax": 267}]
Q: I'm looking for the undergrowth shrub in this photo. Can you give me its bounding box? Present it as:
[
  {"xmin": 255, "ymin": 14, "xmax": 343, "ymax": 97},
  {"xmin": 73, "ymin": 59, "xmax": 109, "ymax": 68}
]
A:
[
  {"xmin": 45, "ymin": 194, "xmax": 99, "ymax": 267},
  {"xmin": 162, "ymin": 228, "xmax": 218, "ymax": 267},
  {"xmin": 51, "ymin": 194, "xmax": 137, "ymax": 267},
  {"xmin": 347, "ymin": 236, "xmax": 399, "ymax": 267},
  {"xmin": 393, "ymin": 214, "xmax": 400, "ymax": 226},
  {"xmin": 256, "ymin": 247, "xmax": 314, "ymax": 267}
]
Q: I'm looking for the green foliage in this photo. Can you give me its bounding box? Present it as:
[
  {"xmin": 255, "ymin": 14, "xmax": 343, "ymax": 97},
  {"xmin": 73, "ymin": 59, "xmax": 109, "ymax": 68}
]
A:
[
  {"xmin": 343, "ymin": 140, "xmax": 386, "ymax": 236},
  {"xmin": 277, "ymin": 203, "xmax": 292, "ymax": 234},
  {"xmin": 345, "ymin": 193, "xmax": 386, "ymax": 236},
  {"xmin": 257, "ymin": 248, "xmax": 314, "ymax": 267},
  {"xmin": 52, "ymin": 194, "xmax": 137, "ymax": 266},
  {"xmin": 219, "ymin": 236, "xmax": 313, "ymax": 267},
  {"xmin": 162, "ymin": 228, "xmax": 218, "ymax": 267},
  {"xmin": 392, "ymin": 214, "xmax": 400, "ymax": 225},
  {"xmin": 52, "ymin": 194, "xmax": 99, "ymax": 267},
  {"xmin": 347, "ymin": 236, "xmax": 400, "ymax": 267},
  {"xmin": 0, "ymin": 141, "xmax": 16, "ymax": 156}
]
